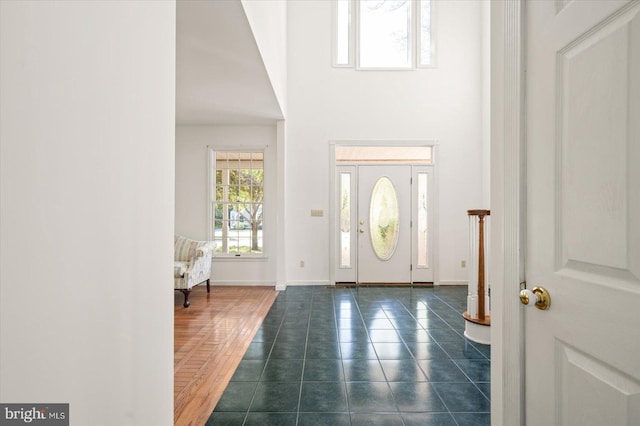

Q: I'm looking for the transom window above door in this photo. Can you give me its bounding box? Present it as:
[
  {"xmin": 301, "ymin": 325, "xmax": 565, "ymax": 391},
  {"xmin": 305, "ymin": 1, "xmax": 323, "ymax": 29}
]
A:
[
  {"xmin": 335, "ymin": 0, "xmax": 434, "ymax": 69},
  {"xmin": 335, "ymin": 145, "xmax": 433, "ymax": 164}
]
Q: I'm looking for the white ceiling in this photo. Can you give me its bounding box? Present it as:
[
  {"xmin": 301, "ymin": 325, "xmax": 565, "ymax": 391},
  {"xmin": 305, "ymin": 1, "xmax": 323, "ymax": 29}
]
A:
[{"xmin": 176, "ymin": 0, "xmax": 284, "ymax": 125}]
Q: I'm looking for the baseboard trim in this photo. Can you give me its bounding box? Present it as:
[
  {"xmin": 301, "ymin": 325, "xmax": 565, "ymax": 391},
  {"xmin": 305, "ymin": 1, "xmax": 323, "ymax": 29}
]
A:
[
  {"xmin": 210, "ymin": 280, "xmax": 468, "ymax": 289},
  {"xmin": 286, "ymin": 281, "xmax": 331, "ymax": 287},
  {"xmin": 211, "ymin": 281, "xmax": 277, "ymax": 287},
  {"xmin": 438, "ymin": 280, "xmax": 469, "ymax": 286},
  {"xmin": 334, "ymin": 282, "xmax": 435, "ymax": 288}
]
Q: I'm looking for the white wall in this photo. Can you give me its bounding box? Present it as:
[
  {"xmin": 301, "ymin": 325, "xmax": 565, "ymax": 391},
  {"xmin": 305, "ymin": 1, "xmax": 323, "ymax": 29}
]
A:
[
  {"xmin": 241, "ymin": 0, "xmax": 288, "ymax": 117},
  {"xmin": 0, "ymin": 2, "xmax": 175, "ymax": 425},
  {"xmin": 175, "ymin": 125, "xmax": 278, "ymax": 285},
  {"xmin": 286, "ymin": 0, "xmax": 486, "ymax": 285}
]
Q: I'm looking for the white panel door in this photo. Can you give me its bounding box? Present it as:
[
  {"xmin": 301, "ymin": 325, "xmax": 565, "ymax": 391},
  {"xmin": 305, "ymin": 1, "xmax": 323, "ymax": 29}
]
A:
[
  {"xmin": 357, "ymin": 165, "xmax": 411, "ymax": 283},
  {"xmin": 526, "ymin": 1, "xmax": 640, "ymax": 424}
]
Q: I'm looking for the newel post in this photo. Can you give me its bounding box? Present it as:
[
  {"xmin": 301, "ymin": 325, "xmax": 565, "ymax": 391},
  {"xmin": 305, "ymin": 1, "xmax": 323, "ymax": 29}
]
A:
[{"xmin": 463, "ymin": 209, "xmax": 491, "ymax": 344}]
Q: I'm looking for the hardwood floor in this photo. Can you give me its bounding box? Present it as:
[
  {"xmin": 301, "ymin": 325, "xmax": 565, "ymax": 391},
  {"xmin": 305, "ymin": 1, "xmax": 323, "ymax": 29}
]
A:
[{"xmin": 174, "ymin": 285, "xmax": 278, "ymax": 426}]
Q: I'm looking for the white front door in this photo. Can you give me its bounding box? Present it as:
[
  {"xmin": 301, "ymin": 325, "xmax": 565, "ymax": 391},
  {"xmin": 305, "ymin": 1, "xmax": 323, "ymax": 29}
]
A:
[
  {"xmin": 335, "ymin": 163, "xmax": 434, "ymax": 285},
  {"xmin": 525, "ymin": 1, "xmax": 640, "ymax": 424},
  {"xmin": 357, "ymin": 165, "xmax": 411, "ymax": 283}
]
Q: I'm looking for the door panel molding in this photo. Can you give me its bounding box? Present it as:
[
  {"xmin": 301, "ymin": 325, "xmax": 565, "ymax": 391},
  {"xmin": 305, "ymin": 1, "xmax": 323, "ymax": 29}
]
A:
[
  {"xmin": 555, "ymin": 3, "xmax": 640, "ymax": 278},
  {"xmin": 556, "ymin": 340, "xmax": 640, "ymax": 425}
]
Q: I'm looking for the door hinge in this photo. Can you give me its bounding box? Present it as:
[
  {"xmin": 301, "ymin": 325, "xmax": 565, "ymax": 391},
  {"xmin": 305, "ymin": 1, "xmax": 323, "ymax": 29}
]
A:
[{"xmin": 410, "ymin": 264, "xmax": 413, "ymax": 271}]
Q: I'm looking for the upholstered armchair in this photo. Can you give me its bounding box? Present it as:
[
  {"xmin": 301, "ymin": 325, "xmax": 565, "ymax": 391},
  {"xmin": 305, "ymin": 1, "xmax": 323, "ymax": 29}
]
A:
[{"xmin": 174, "ymin": 235, "xmax": 215, "ymax": 307}]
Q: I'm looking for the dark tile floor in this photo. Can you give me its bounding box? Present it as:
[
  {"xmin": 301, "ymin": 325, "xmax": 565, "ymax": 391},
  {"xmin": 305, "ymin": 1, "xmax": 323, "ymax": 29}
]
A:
[{"xmin": 207, "ymin": 286, "xmax": 490, "ymax": 426}]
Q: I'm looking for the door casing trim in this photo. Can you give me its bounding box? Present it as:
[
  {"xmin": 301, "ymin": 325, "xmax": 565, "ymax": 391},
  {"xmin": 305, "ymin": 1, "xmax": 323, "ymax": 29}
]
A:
[
  {"xmin": 490, "ymin": 1, "xmax": 526, "ymax": 425},
  {"xmin": 329, "ymin": 140, "xmax": 440, "ymax": 287}
]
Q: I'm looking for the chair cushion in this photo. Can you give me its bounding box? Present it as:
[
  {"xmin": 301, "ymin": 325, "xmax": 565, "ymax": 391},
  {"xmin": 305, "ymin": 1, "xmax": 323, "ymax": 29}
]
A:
[
  {"xmin": 175, "ymin": 235, "xmax": 197, "ymax": 261},
  {"xmin": 174, "ymin": 261, "xmax": 189, "ymax": 278}
]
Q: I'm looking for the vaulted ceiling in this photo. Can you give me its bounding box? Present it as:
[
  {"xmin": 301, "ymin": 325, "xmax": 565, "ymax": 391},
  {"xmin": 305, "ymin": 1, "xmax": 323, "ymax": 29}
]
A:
[{"xmin": 176, "ymin": 0, "xmax": 283, "ymax": 125}]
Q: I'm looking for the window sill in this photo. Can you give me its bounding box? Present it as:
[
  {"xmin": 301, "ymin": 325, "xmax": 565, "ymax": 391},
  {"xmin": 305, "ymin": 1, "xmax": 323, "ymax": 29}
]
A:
[{"xmin": 213, "ymin": 256, "xmax": 269, "ymax": 262}]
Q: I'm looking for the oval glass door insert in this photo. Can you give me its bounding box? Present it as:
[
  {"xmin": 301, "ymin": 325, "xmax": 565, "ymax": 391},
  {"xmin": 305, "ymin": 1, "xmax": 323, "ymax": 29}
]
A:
[{"xmin": 369, "ymin": 177, "xmax": 399, "ymax": 260}]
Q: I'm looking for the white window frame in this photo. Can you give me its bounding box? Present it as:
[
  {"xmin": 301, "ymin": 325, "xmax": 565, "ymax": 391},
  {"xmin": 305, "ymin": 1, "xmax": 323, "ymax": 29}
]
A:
[
  {"xmin": 417, "ymin": 0, "xmax": 436, "ymax": 68},
  {"xmin": 333, "ymin": 0, "xmax": 436, "ymax": 70},
  {"xmin": 208, "ymin": 147, "xmax": 266, "ymax": 258},
  {"xmin": 333, "ymin": 0, "xmax": 355, "ymax": 67}
]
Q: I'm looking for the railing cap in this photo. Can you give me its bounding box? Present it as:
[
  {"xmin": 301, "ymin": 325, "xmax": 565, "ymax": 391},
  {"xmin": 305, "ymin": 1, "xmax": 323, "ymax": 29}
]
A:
[{"xmin": 467, "ymin": 209, "xmax": 491, "ymax": 216}]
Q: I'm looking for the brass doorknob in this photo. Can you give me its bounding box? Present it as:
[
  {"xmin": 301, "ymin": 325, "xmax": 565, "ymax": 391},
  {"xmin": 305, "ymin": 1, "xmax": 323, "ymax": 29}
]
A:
[
  {"xmin": 359, "ymin": 229, "xmax": 364, "ymax": 233},
  {"xmin": 520, "ymin": 286, "xmax": 551, "ymax": 310}
]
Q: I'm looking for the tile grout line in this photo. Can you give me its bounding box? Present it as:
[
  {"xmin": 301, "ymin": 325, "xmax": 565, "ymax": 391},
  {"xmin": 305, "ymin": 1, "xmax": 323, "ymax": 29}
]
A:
[
  {"xmin": 294, "ymin": 289, "xmax": 314, "ymax": 426},
  {"xmin": 388, "ymin": 291, "xmax": 456, "ymax": 423},
  {"xmin": 425, "ymin": 290, "xmax": 490, "ymax": 422},
  {"xmin": 331, "ymin": 288, "xmax": 354, "ymax": 425},
  {"xmin": 241, "ymin": 292, "xmax": 287, "ymax": 426}
]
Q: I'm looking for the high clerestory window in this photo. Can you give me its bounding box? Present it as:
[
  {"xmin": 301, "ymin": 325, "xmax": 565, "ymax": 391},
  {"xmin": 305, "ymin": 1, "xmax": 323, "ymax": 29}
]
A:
[{"xmin": 335, "ymin": 0, "xmax": 433, "ymax": 69}]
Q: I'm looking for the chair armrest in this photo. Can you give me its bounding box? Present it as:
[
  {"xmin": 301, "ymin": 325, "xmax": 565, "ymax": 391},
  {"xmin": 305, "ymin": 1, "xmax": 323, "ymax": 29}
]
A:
[{"xmin": 195, "ymin": 241, "xmax": 216, "ymax": 258}]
